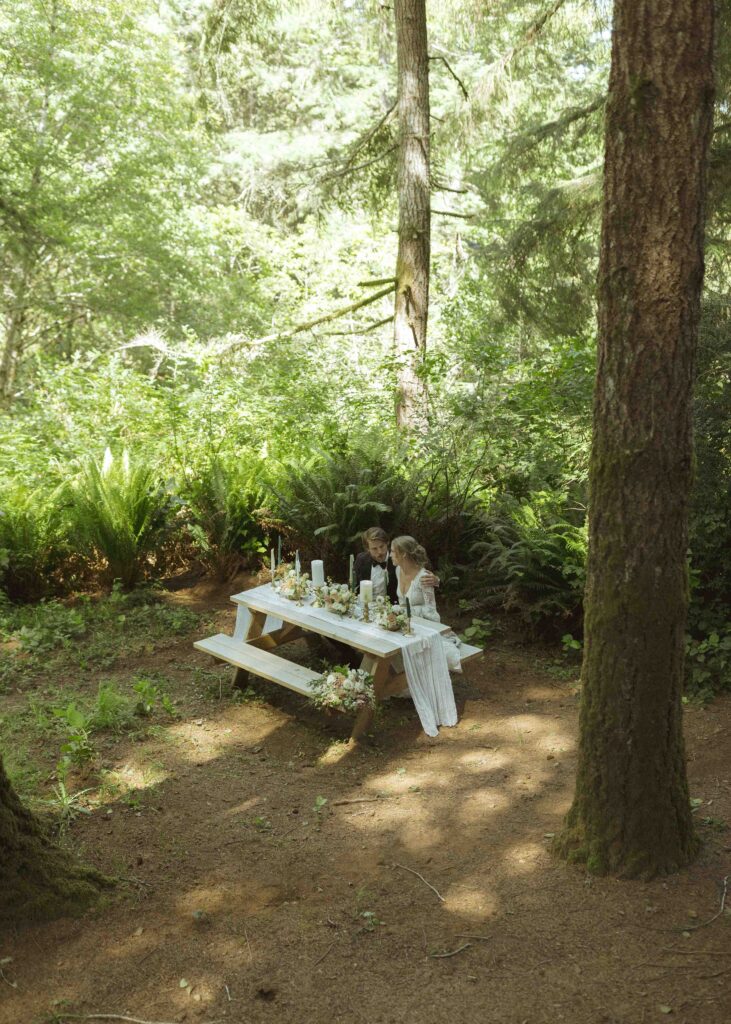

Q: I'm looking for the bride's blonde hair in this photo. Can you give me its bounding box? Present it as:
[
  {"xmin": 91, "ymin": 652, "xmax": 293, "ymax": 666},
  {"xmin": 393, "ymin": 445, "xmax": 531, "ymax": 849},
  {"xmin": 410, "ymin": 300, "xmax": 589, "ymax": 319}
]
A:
[{"xmin": 391, "ymin": 535, "xmax": 428, "ymax": 567}]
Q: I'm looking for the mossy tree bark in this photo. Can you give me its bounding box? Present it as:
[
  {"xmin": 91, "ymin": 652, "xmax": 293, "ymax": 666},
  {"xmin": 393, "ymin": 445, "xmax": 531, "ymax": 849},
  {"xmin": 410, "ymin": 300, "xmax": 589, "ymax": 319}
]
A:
[
  {"xmin": 0, "ymin": 754, "xmax": 109, "ymax": 924},
  {"xmin": 393, "ymin": 0, "xmax": 430, "ymax": 429},
  {"xmin": 555, "ymin": 0, "xmax": 715, "ymax": 878}
]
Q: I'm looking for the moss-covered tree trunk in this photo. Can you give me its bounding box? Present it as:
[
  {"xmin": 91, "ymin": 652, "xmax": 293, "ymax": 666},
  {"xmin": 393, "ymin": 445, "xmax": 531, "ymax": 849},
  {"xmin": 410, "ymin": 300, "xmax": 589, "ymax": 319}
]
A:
[
  {"xmin": 555, "ymin": 0, "xmax": 715, "ymax": 878},
  {"xmin": 0, "ymin": 754, "xmax": 108, "ymax": 924},
  {"xmin": 393, "ymin": 0, "xmax": 430, "ymax": 429}
]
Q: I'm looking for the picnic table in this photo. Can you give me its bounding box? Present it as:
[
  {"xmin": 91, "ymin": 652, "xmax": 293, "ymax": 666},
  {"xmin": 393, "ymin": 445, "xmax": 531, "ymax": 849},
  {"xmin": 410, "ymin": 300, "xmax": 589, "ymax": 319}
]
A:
[{"xmin": 195, "ymin": 583, "xmax": 481, "ymax": 742}]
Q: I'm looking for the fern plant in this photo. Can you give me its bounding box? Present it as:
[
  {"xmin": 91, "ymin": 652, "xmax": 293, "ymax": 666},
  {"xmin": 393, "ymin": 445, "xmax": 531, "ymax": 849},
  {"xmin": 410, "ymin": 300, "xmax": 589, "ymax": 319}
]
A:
[
  {"xmin": 0, "ymin": 483, "xmax": 68, "ymax": 601},
  {"xmin": 183, "ymin": 458, "xmax": 267, "ymax": 580},
  {"xmin": 472, "ymin": 492, "xmax": 587, "ymax": 631},
  {"xmin": 65, "ymin": 449, "xmax": 172, "ymax": 589}
]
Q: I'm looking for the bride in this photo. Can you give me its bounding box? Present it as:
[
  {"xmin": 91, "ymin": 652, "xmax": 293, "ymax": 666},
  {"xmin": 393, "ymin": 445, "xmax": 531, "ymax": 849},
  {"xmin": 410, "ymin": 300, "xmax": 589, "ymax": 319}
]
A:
[{"xmin": 390, "ymin": 535, "xmax": 462, "ymax": 672}]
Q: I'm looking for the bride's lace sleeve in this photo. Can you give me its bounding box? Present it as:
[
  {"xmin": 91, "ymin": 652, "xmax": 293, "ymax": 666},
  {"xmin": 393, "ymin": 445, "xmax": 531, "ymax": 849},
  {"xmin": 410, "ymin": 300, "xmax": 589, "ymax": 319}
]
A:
[{"xmin": 416, "ymin": 575, "xmax": 441, "ymax": 622}]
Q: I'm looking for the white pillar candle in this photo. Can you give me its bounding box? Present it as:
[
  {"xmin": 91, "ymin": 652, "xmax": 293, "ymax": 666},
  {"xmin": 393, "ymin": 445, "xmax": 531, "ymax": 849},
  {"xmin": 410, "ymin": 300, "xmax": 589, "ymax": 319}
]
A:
[
  {"xmin": 360, "ymin": 580, "xmax": 373, "ymax": 606},
  {"xmin": 311, "ymin": 560, "xmax": 325, "ymax": 587}
]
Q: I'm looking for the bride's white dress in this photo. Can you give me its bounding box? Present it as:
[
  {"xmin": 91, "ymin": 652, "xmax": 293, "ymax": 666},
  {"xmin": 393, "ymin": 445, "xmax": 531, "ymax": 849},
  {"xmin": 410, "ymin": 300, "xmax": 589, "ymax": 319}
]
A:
[{"xmin": 396, "ymin": 566, "xmax": 463, "ymax": 672}]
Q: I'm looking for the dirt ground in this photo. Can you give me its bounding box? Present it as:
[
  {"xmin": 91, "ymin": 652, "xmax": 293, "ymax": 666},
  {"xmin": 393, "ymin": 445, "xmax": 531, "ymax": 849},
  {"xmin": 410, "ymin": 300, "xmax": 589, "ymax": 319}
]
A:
[{"xmin": 1, "ymin": 578, "xmax": 730, "ymax": 1024}]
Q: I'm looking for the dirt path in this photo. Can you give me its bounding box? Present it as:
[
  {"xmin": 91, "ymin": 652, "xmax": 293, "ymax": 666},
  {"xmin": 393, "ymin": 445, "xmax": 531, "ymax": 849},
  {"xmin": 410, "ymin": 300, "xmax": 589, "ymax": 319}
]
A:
[{"xmin": 1, "ymin": 583, "xmax": 730, "ymax": 1024}]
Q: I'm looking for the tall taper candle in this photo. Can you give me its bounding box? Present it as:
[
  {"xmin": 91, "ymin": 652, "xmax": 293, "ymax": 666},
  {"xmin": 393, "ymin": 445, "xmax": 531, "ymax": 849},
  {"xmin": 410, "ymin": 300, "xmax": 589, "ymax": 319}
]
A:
[
  {"xmin": 405, "ymin": 596, "xmax": 411, "ymax": 620},
  {"xmin": 277, "ymin": 536, "xmax": 282, "ymax": 565},
  {"xmin": 270, "ymin": 548, "xmax": 276, "ymax": 581},
  {"xmin": 349, "ymin": 553, "xmax": 355, "ymax": 590},
  {"xmin": 295, "ymin": 550, "xmax": 301, "ymax": 576}
]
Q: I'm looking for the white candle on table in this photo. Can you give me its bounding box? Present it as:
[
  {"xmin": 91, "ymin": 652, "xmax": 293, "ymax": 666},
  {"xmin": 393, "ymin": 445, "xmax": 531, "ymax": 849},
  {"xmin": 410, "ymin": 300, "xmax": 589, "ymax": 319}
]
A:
[
  {"xmin": 311, "ymin": 559, "xmax": 325, "ymax": 587},
  {"xmin": 270, "ymin": 549, "xmax": 275, "ymax": 579},
  {"xmin": 295, "ymin": 550, "xmax": 301, "ymax": 576},
  {"xmin": 349, "ymin": 553, "xmax": 355, "ymax": 590},
  {"xmin": 360, "ymin": 580, "xmax": 373, "ymax": 606}
]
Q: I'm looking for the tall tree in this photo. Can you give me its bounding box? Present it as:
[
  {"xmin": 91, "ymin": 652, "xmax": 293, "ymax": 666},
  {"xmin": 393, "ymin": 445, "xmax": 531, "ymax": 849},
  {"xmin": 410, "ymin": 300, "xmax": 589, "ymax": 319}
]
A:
[
  {"xmin": 0, "ymin": 754, "xmax": 108, "ymax": 923},
  {"xmin": 393, "ymin": 0, "xmax": 430, "ymax": 428},
  {"xmin": 555, "ymin": 0, "xmax": 715, "ymax": 877}
]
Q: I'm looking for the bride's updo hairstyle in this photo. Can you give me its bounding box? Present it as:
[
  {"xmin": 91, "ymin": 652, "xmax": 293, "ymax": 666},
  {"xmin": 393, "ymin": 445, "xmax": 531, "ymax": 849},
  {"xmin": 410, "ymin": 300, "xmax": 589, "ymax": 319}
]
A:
[{"xmin": 391, "ymin": 535, "xmax": 429, "ymax": 567}]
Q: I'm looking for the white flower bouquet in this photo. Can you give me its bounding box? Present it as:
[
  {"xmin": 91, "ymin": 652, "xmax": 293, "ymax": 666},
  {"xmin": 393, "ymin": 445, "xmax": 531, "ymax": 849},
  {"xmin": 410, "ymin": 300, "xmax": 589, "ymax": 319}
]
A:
[
  {"xmin": 371, "ymin": 596, "xmax": 409, "ymax": 633},
  {"xmin": 308, "ymin": 665, "xmax": 376, "ymax": 714},
  {"xmin": 273, "ymin": 568, "xmax": 310, "ymax": 603},
  {"xmin": 312, "ymin": 581, "xmax": 356, "ymax": 617}
]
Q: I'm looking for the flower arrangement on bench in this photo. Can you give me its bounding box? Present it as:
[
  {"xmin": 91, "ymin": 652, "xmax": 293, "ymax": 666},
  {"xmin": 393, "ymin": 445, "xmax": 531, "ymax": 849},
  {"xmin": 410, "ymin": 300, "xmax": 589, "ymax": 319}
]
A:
[
  {"xmin": 308, "ymin": 666, "xmax": 376, "ymax": 714},
  {"xmin": 312, "ymin": 581, "xmax": 357, "ymax": 616}
]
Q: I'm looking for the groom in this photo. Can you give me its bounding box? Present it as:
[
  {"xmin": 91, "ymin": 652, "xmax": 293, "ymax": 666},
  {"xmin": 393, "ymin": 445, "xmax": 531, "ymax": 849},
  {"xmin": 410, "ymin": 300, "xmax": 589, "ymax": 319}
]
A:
[{"xmin": 354, "ymin": 527, "xmax": 438, "ymax": 603}]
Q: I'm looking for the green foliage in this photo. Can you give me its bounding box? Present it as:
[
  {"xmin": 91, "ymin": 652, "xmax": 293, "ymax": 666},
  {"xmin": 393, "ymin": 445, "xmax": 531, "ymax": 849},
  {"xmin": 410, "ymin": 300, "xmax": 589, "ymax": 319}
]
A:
[
  {"xmin": 0, "ymin": 484, "xmax": 67, "ymax": 601},
  {"xmin": 472, "ymin": 492, "xmax": 587, "ymax": 632},
  {"xmin": 685, "ymin": 625, "xmax": 731, "ymax": 700},
  {"xmin": 92, "ymin": 682, "xmax": 136, "ymax": 733},
  {"xmin": 65, "ymin": 449, "xmax": 173, "ymax": 589},
  {"xmin": 53, "ymin": 703, "xmax": 95, "ymax": 767},
  {"xmin": 184, "ymin": 458, "xmax": 267, "ymax": 580}
]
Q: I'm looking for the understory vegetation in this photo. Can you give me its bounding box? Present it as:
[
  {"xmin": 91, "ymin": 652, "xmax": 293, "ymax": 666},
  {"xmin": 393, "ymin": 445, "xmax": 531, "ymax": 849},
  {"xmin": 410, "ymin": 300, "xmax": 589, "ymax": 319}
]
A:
[{"xmin": 1, "ymin": 0, "xmax": 729, "ymax": 706}]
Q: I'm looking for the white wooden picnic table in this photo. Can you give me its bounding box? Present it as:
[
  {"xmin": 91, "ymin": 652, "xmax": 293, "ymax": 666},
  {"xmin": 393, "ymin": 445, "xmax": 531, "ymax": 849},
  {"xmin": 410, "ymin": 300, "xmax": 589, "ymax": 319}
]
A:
[{"xmin": 194, "ymin": 583, "xmax": 481, "ymax": 742}]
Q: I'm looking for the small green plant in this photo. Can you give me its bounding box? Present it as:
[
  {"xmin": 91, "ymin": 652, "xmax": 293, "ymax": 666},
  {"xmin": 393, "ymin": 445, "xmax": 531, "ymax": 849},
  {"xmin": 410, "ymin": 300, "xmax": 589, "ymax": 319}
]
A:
[
  {"xmin": 312, "ymin": 795, "xmax": 328, "ymax": 824},
  {"xmin": 93, "ymin": 682, "xmax": 136, "ymax": 732},
  {"xmin": 53, "ymin": 703, "xmax": 95, "ymax": 766},
  {"xmin": 44, "ymin": 770, "xmax": 94, "ymax": 831},
  {"xmin": 461, "ymin": 617, "xmax": 494, "ymax": 645},
  {"xmin": 252, "ymin": 815, "xmax": 272, "ymax": 832},
  {"xmin": 561, "ymin": 633, "xmax": 583, "ymax": 654}
]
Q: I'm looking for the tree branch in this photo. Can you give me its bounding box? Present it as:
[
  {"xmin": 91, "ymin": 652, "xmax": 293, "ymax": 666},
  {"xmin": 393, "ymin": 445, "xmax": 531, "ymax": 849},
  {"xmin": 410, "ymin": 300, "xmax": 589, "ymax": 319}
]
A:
[
  {"xmin": 218, "ymin": 283, "xmax": 397, "ymax": 355},
  {"xmin": 321, "ymin": 145, "xmax": 397, "ymax": 182},
  {"xmin": 432, "ymin": 208, "xmax": 475, "ymax": 219},
  {"xmin": 429, "ymin": 54, "xmax": 468, "ymax": 100}
]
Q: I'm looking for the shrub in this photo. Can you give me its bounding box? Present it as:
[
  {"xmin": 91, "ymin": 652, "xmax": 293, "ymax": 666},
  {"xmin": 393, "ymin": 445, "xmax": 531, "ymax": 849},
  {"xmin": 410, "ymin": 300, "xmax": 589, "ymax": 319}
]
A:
[
  {"xmin": 0, "ymin": 484, "xmax": 68, "ymax": 601},
  {"xmin": 65, "ymin": 449, "xmax": 173, "ymax": 589},
  {"xmin": 183, "ymin": 458, "xmax": 267, "ymax": 580},
  {"xmin": 471, "ymin": 491, "xmax": 587, "ymax": 632}
]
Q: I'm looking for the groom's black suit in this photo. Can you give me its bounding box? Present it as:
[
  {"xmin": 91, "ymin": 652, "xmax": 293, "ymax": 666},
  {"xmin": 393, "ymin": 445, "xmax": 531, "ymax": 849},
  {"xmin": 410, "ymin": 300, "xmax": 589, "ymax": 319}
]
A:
[{"xmin": 353, "ymin": 551, "xmax": 398, "ymax": 604}]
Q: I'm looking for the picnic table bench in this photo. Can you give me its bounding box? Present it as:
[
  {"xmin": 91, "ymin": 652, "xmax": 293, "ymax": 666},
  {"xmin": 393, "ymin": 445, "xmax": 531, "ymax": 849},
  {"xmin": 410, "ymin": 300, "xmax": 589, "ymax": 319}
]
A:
[{"xmin": 195, "ymin": 583, "xmax": 482, "ymax": 742}]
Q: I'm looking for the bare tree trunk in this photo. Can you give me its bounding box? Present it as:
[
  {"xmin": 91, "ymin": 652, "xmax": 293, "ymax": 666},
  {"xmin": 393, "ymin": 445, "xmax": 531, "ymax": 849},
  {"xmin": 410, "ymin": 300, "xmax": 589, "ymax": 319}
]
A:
[
  {"xmin": 393, "ymin": 0, "xmax": 430, "ymax": 429},
  {"xmin": 0, "ymin": 754, "xmax": 109, "ymax": 924},
  {"xmin": 555, "ymin": 0, "xmax": 715, "ymax": 878}
]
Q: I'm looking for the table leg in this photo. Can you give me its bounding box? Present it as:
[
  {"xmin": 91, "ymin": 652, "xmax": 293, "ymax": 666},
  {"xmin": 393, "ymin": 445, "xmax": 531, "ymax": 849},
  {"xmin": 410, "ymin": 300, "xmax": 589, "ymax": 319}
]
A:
[
  {"xmin": 350, "ymin": 654, "xmax": 391, "ymax": 743},
  {"xmin": 232, "ymin": 609, "xmax": 267, "ymax": 690}
]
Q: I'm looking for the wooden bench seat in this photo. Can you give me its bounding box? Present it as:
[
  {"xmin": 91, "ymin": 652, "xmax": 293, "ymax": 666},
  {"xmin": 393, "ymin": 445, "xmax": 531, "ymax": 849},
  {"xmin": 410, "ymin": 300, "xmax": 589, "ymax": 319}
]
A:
[{"xmin": 194, "ymin": 633, "xmax": 320, "ymax": 696}]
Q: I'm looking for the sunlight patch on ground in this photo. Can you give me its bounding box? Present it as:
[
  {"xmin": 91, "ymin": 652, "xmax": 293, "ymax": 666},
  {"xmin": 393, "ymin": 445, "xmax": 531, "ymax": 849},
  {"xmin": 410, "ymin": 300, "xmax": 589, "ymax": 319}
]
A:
[
  {"xmin": 166, "ymin": 709, "xmax": 279, "ymax": 765},
  {"xmin": 94, "ymin": 760, "xmax": 169, "ymax": 803},
  {"xmin": 443, "ymin": 885, "xmax": 499, "ymax": 919},
  {"xmin": 457, "ymin": 787, "xmax": 511, "ymax": 821},
  {"xmin": 502, "ymin": 841, "xmax": 545, "ymax": 874}
]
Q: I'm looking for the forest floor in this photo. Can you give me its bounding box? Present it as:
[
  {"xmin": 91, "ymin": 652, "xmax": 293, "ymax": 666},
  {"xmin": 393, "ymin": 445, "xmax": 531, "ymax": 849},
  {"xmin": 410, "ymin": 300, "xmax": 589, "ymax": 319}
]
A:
[{"xmin": 1, "ymin": 576, "xmax": 730, "ymax": 1024}]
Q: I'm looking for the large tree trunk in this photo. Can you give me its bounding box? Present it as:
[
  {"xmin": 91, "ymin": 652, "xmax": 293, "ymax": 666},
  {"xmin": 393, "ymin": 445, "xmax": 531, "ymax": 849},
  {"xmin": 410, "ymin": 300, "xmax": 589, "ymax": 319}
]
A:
[
  {"xmin": 555, "ymin": 0, "xmax": 715, "ymax": 878},
  {"xmin": 393, "ymin": 0, "xmax": 430, "ymax": 429},
  {"xmin": 0, "ymin": 754, "xmax": 108, "ymax": 924}
]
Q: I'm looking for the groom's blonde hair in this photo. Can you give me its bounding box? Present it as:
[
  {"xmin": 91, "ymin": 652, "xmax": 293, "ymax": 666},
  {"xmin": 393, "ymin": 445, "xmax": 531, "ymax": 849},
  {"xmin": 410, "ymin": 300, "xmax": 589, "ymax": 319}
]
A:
[{"xmin": 362, "ymin": 527, "xmax": 389, "ymax": 548}]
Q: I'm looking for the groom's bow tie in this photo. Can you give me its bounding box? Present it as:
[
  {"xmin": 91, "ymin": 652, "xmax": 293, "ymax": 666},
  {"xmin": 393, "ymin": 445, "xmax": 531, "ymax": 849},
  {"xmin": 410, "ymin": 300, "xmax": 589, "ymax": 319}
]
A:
[{"xmin": 372, "ymin": 558, "xmax": 389, "ymax": 569}]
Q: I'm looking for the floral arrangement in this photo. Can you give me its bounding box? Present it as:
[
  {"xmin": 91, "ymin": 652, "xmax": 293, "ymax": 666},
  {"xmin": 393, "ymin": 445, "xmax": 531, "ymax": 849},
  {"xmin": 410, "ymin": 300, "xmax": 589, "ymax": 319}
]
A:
[
  {"xmin": 308, "ymin": 665, "xmax": 375, "ymax": 714},
  {"xmin": 273, "ymin": 568, "xmax": 310, "ymax": 602},
  {"xmin": 371, "ymin": 596, "xmax": 409, "ymax": 633},
  {"xmin": 312, "ymin": 581, "xmax": 357, "ymax": 616}
]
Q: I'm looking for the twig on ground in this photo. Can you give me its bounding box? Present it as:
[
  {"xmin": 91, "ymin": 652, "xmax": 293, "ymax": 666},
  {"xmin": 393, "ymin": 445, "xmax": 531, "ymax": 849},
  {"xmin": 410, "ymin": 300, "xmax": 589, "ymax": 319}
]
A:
[
  {"xmin": 394, "ymin": 861, "xmax": 445, "ymax": 902},
  {"xmin": 430, "ymin": 943, "xmax": 472, "ymax": 959},
  {"xmin": 0, "ymin": 964, "xmax": 17, "ymax": 988},
  {"xmin": 312, "ymin": 941, "xmax": 337, "ymax": 967},
  {"xmin": 52, "ymin": 1015, "xmax": 223, "ymax": 1024},
  {"xmin": 225, "ymin": 984, "xmax": 231, "ymax": 1001},
  {"xmin": 332, "ymin": 797, "xmax": 385, "ymax": 806},
  {"xmin": 661, "ymin": 947, "xmax": 731, "ymax": 956},
  {"xmin": 685, "ymin": 876, "xmax": 728, "ymax": 931},
  {"xmin": 699, "ymin": 967, "xmax": 731, "ymax": 979},
  {"xmin": 117, "ymin": 876, "xmax": 152, "ymax": 888},
  {"xmin": 456, "ymin": 934, "xmax": 490, "ymax": 941}
]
